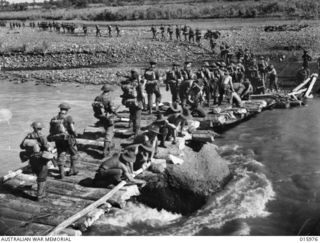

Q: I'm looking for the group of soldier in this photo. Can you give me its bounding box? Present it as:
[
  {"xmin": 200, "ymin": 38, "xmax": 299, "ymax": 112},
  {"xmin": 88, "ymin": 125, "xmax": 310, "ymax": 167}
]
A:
[
  {"xmin": 151, "ymin": 24, "xmax": 221, "ymax": 51},
  {"xmin": 19, "ymin": 45, "xmax": 284, "ymax": 200}
]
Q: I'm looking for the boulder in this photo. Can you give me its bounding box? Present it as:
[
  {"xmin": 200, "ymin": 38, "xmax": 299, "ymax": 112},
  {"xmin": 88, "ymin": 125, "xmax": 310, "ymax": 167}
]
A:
[{"xmin": 137, "ymin": 144, "xmax": 231, "ymax": 215}]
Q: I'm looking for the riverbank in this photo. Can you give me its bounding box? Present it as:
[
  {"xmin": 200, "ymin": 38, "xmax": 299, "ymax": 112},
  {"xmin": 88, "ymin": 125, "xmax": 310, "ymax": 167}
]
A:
[{"xmin": 0, "ymin": 0, "xmax": 319, "ymax": 21}]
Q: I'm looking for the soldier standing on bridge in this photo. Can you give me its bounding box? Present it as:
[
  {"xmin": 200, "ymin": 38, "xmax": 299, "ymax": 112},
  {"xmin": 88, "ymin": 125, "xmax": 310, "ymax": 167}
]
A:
[
  {"xmin": 20, "ymin": 122, "xmax": 53, "ymax": 201},
  {"xmin": 165, "ymin": 63, "xmax": 183, "ymax": 104},
  {"xmin": 195, "ymin": 28, "xmax": 202, "ymax": 45},
  {"xmin": 144, "ymin": 60, "xmax": 161, "ymax": 114},
  {"xmin": 188, "ymin": 27, "xmax": 195, "ymax": 43},
  {"xmin": 92, "ymin": 85, "xmax": 119, "ymax": 158},
  {"xmin": 48, "ymin": 103, "xmax": 79, "ymax": 179}
]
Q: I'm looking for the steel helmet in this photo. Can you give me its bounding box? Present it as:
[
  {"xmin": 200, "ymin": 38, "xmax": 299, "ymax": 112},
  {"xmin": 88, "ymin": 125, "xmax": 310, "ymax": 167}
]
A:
[
  {"xmin": 31, "ymin": 121, "xmax": 43, "ymax": 129},
  {"xmin": 58, "ymin": 102, "xmax": 71, "ymax": 110}
]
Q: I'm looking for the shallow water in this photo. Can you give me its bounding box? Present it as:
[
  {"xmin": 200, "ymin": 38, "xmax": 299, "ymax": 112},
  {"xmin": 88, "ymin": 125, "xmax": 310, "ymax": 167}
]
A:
[{"xmin": 1, "ymin": 80, "xmax": 319, "ymax": 235}]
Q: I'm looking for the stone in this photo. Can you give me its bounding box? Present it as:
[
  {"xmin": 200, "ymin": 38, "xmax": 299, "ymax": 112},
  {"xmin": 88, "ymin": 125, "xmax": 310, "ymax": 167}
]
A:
[{"xmin": 138, "ymin": 144, "xmax": 231, "ymax": 215}]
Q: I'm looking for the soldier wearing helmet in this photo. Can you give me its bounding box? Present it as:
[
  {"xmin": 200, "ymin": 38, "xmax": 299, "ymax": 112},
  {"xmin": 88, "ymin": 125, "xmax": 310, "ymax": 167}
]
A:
[
  {"xmin": 48, "ymin": 102, "xmax": 79, "ymax": 179},
  {"xmin": 165, "ymin": 62, "xmax": 183, "ymax": 104},
  {"xmin": 144, "ymin": 60, "xmax": 161, "ymax": 114},
  {"xmin": 93, "ymin": 84, "xmax": 118, "ymax": 157},
  {"xmin": 120, "ymin": 69, "xmax": 144, "ymax": 137},
  {"xmin": 20, "ymin": 121, "xmax": 52, "ymax": 201}
]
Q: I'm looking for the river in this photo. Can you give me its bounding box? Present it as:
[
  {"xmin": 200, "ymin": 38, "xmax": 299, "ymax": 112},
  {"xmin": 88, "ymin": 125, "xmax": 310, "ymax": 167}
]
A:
[{"xmin": 1, "ymin": 80, "xmax": 320, "ymax": 236}]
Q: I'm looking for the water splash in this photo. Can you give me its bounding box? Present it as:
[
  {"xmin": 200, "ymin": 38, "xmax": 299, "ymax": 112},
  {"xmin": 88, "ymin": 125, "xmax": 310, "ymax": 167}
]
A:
[
  {"xmin": 165, "ymin": 144, "xmax": 275, "ymax": 236},
  {"xmin": 0, "ymin": 109, "xmax": 12, "ymax": 125},
  {"xmin": 87, "ymin": 202, "xmax": 181, "ymax": 235},
  {"xmin": 87, "ymin": 144, "xmax": 275, "ymax": 236}
]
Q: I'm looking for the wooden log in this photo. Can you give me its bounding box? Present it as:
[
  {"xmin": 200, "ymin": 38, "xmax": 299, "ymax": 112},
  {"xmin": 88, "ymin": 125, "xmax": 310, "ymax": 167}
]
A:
[
  {"xmin": 191, "ymin": 133, "xmax": 214, "ymax": 143},
  {"xmin": 293, "ymin": 77, "xmax": 311, "ymax": 92},
  {"xmin": 288, "ymin": 88, "xmax": 307, "ymax": 96},
  {"xmin": 0, "ymin": 169, "xmax": 23, "ymax": 183},
  {"xmin": 77, "ymin": 138, "xmax": 104, "ymax": 148},
  {"xmin": 47, "ymin": 163, "xmax": 150, "ymax": 236},
  {"xmin": 0, "ymin": 217, "xmax": 81, "ymax": 236},
  {"xmin": 73, "ymin": 208, "xmax": 106, "ymax": 231},
  {"xmin": 305, "ymin": 74, "xmax": 318, "ymax": 98},
  {"xmin": 0, "ymin": 206, "xmax": 73, "ymax": 226}
]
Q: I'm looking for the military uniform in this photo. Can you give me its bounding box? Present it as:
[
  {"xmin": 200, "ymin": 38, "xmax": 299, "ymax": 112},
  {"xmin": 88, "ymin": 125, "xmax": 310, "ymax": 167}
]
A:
[
  {"xmin": 49, "ymin": 106, "xmax": 79, "ymax": 179},
  {"xmin": 183, "ymin": 25, "xmax": 188, "ymax": 41},
  {"xmin": 167, "ymin": 26, "xmax": 173, "ymax": 40},
  {"xmin": 151, "ymin": 25, "xmax": 157, "ymax": 39},
  {"xmin": 180, "ymin": 65, "xmax": 196, "ymax": 108},
  {"xmin": 175, "ymin": 25, "xmax": 181, "ymax": 40},
  {"xmin": 20, "ymin": 122, "xmax": 51, "ymax": 200},
  {"xmin": 121, "ymin": 70, "xmax": 144, "ymax": 137},
  {"xmin": 144, "ymin": 63, "xmax": 161, "ymax": 114},
  {"xmin": 165, "ymin": 65, "xmax": 183, "ymax": 103},
  {"xmin": 195, "ymin": 29, "xmax": 201, "ymax": 45},
  {"xmin": 188, "ymin": 28, "xmax": 195, "ymax": 43},
  {"xmin": 93, "ymin": 86, "xmax": 117, "ymax": 157}
]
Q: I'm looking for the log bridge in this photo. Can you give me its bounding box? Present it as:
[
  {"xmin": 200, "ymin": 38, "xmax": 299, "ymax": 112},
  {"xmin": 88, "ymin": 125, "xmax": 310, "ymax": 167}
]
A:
[{"xmin": 0, "ymin": 74, "xmax": 317, "ymax": 236}]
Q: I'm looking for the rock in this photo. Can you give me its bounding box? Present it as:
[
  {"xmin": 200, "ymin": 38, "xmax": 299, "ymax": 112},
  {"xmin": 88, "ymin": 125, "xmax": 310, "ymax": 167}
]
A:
[{"xmin": 137, "ymin": 144, "xmax": 231, "ymax": 215}]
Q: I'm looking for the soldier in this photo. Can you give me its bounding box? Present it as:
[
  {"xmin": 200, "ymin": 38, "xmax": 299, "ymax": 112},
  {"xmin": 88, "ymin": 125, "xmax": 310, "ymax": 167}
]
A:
[
  {"xmin": 267, "ymin": 64, "xmax": 278, "ymax": 91},
  {"xmin": 150, "ymin": 113, "xmax": 176, "ymax": 148},
  {"xmin": 160, "ymin": 24, "xmax": 165, "ymax": 40},
  {"xmin": 165, "ymin": 63, "xmax": 183, "ymax": 104},
  {"xmin": 93, "ymin": 152, "xmax": 146, "ymax": 188},
  {"xmin": 151, "ymin": 25, "xmax": 157, "ymax": 40},
  {"xmin": 95, "ymin": 24, "xmax": 101, "ymax": 37},
  {"xmin": 107, "ymin": 25, "xmax": 112, "ymax": 37},
  {"xmin": 175, "ymin": 25, "xmax": 181, "ymax": 41},
  {"xmin": 240, "ymin": 78, "xmax": 253, "ymax": 100},
  {"xmin": 296, "ymin": 66, "xmax": 310, "ymax": 83},
  {"xmin": 115, "ymin": 25, "xmax": 121, "ymax": 37},
  {"xmin": 218, "ymin": 69, "xmax": 234, "ymax": 105},
  {"xmin": 20, "ymin": 122, "xmax": 53, "ymax": 201},
  {"xmin": 182, "ymin": 25, "xmax": 188, "ymax": 41},
  {"xmin": 48, "ymin": 103, "xmax": 79, "ymax": 179},
  {"xmin": 209, "ymin": 36, "xmax": 216, "ymax": 53},
  {"xmin": 144, "ymin": 60, "xmax": 161, "ymax": 114},
  {"xmin": 258, "ymin": 56, "xmax": 267, "ymax": 85},
  {"xmin": 121, "ymin": 69, "xmax": 144, "ymax": 137},
  {"xmin": 83, "ymin": 25, "xmax": 88, "ymax": 36},
  {"xmin": 302, "ymin": 50, "xmax": 312, "ymax": 69},
  {"xmin": 167, "ymin": 25, "xmax": 173, "ymax": 41},
  {"xmin": 197, "ymin": 62, "xmax": 212, "ymax": 106},
  {"xmin": 180, "ymin": 61, "xmax": 196, "ymax": 108},
  {"xmin": 188, "ymin": 27, "xmax": 195, "ymax": 43},
  {"xmin": 195, "ymin": 28, "xmax": 201, "ymax": 45},
  {"xmin": 93, "ymin": 84, "xmax": 118, "ymax": 157}
]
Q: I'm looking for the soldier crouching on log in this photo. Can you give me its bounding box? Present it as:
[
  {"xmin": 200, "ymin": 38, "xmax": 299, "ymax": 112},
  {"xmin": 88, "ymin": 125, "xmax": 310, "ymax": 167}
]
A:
[
  {"xmin": 93, "ymin": 84, "xmax": 118, "ymax": 157},
  {"xmin": 93, "ymin": 151, "xmax": 146, "ymax": 188},
  {"xmin": 48, "ymin": 103, "xmax": 79, "ymax": 179},
  {"xmin": 144, "ymin": 60, "xmax": 161, "ymax": 114},
  {"xmin": 20, "ymin": 122, "xmax": 54, "ymax": 201}
]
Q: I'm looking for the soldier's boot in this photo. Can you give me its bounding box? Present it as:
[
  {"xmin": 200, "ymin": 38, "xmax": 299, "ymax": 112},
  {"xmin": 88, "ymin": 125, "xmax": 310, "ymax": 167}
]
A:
[
  {"xmin": 67, "ymin": 156, "xmax": 79, "ymax": 176},
  {"xmin": 58, "ymin": 165, "xmax": 65, "ymax": 179},
  {"xmin": 37, "ymin": 181, "xmax": 46, "ymax": 201},
  {"xmin": 103, "ymin": 141, "xmax": 111, "ymax": 158}
]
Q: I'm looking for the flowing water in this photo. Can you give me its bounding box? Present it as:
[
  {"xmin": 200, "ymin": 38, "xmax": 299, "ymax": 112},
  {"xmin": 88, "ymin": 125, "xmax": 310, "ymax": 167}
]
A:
[{"xmin": 1, "ymin": 80, "xmax": 320, "ymax": 235}]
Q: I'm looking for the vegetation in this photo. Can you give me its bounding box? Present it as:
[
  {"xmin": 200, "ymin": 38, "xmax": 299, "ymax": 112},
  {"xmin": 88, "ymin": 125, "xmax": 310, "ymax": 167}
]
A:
[{"xmin": 0, "ymin": 0, "xmax": 320, "ymax": 21}]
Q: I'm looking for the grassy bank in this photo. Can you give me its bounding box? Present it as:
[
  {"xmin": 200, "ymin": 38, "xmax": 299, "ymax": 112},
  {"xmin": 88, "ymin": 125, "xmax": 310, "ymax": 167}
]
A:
[{"xmin": 0, "ymin": 0, "xmax": 320, "ymax": 21}]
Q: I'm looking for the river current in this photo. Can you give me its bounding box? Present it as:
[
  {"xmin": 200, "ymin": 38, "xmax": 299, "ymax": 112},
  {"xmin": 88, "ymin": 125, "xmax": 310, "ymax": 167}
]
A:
[{"xmin": 1, "ymin": 80, "xmax": 319, "ymax": 236}]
